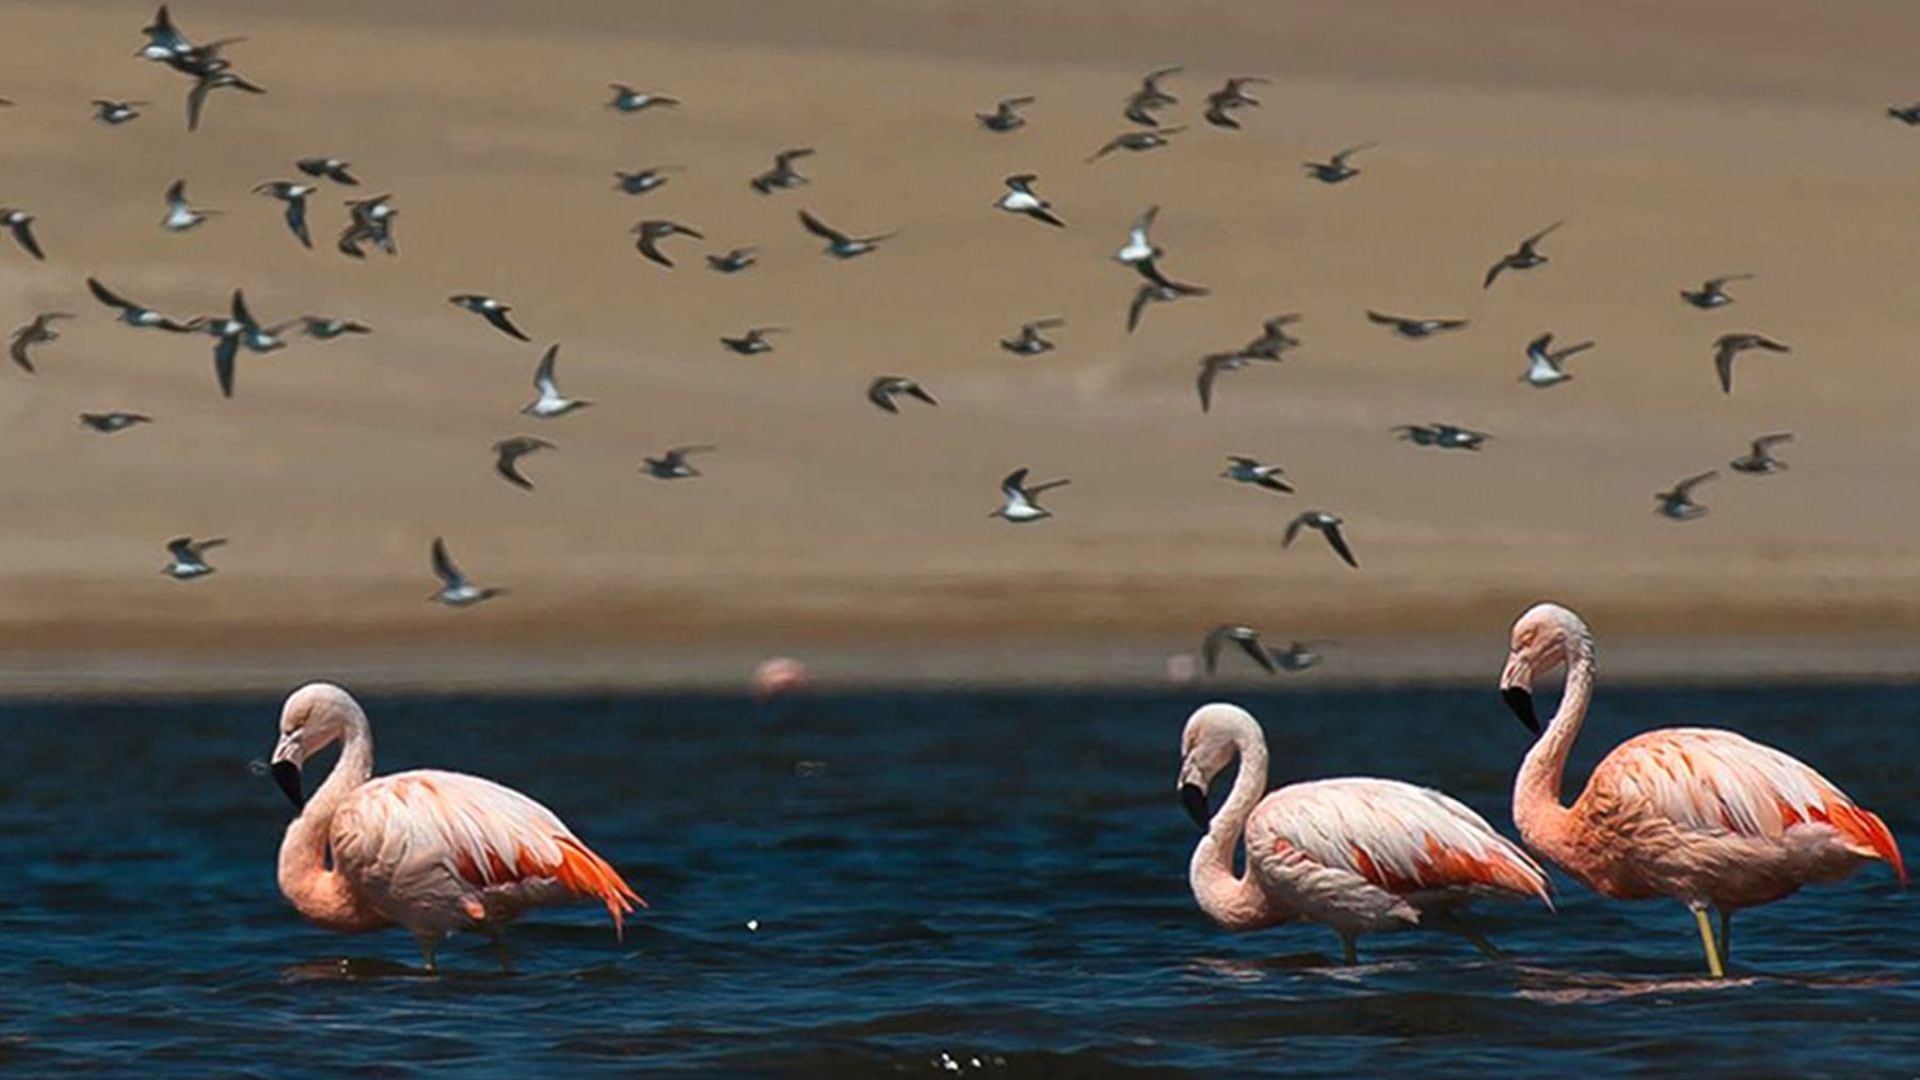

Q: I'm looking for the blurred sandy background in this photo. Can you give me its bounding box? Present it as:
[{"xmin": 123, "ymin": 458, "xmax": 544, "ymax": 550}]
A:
[{"xmin": 0, "ymin": 1, "xmax": 1916, "ymax": 693}]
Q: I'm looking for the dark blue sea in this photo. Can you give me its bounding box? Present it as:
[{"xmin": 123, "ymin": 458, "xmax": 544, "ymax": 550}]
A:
[{"xmin": 1, "ymin": 685, "xmax": 1914, "ymax": 1078}]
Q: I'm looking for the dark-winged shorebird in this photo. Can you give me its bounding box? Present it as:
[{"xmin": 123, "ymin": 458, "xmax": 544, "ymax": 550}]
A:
[
  {"xmin": 296, "ymin": 157, "xmax": 358, "ymax": 185},
  {"xmin": 1202, "ymin": 625, "xmax": 1278, "ymax": 675},
  {"xmin": 633, "ymin": 219, "xmax": 703, "ymax": 267},
  {"xmin": 1656, "ymin": 471, "xmax": 1718, "ymax": 520},
  {"xmin": 92, "ymin": 99, "xmax": 146, "ymax": 125},
  {"xmin": 1304, "ymin": 142, "xmax": 1377, "ymax": 184},
  {"xmin": 641, "ymin": 444, "xmax": 714, "ymax": 479},
  {"xmin": 88, "ymin": 278, "xmax": 195, "ymax": 331},
  {"xmin": 163, "ymin": 536, "xmax": 224, "ymax": 580},
  {"xmin": 1123, "ymin": 65, "xmax": 1181, "ymax": 126},
  {"xmin": 185, "ymin": 69, "xmax": 264, "ymax": 133},
  {"xmin": 430, "ymin": 538, "xmax": 500, "ymax": 607},
  {"xmin": 9, "ymin": 312, "xmax": 73, "ymax": 373},
  {"xmin": 297, "ymin": 316, "xmax": 370, "ymax": 340},
  {"xmin": 1220, "ymin": 456, "xmax": 1293, "ymax": 494},
  {"xmin": 867, "ymin": 375, "xmax": 937, "ymax": 413},
  {"xmin": 254, "ymin": 181, "xmax": 316, "ymax": 248},
  {"xmin": 1000, "ymin": 318, "xmax": 1063, "ymax": 356},
  {"xmin": 522, "ymin": 344, "xmax": 589, "ymax": 418},
  {"xmin": 750, "ymin": 148, "xmax": 814, "ymax": 194},
  {"xmin": 1712, "ymin": 332, "xmax": 1790, "ymax": 394},
  {"xmin": 993, "ymin": 174, "xmax": 1065, "ymax": 227},
  {"xmin": 492, "ymin": 436, "xmax": 554, "ymax": 491},
  {"xmin": 607, "ymin": 84, "xmax": 677, "ymax": 113},
  {"xmin": 798, "ymin": 209, "xmax": 894, "ymax": 259},
  {"xmin": 977, "ymin": 95, "xmax": 1034, "ymax": 132},
  {"xmin": 1087, "ymin": 126, "xmax": 1184, "ymax": 162},
  {"xmin": 706, "ymin": 247, "xmax": 757, "ymax": 274},
  {"xmin": 614, "ymin": 166, "xmax": 680, "ymax": 195},
  {"xmin": 1730, "ymin": 433, "xmax": 1794, "ymax": 474},
  {"xmin": 338, "ymin": 193, "xmax": 397, "ymax": 257},
  {"xmin": 1889, "ymin": 102, "xmax": 1920, "ymax": 125},
  {"xmin": 1128, "ymin": 280, "xmax": 1209, "ymax": 333},
  {"xmin": 1681, "ymin": 273, "xmax": 1753, "ymax": 309},
  {"xmin": 1196, "ymin": 352, "xmax": 1274, "ymax": 413},
  {"xmin": 228, "ymin": 290, "xmax": 287, "ymax": 355},
  {"xmin": 1398, "ymin": 423, "xmax": 1492, "ymax": 450},
  {"xmin": 79, "ymin": 411, "xmax": 152, "ymax": 433},
  {"xmin": 1113, "ymin": 205, "xmax": 1161, "ymax": 265},
  {"xmin": 195, "ymin": 289, "xmax": 266, "ymax": 398},
  {"xmin": 721, "ymin": 326, "xmax": 783, "ymax": 355},
  {"xmin": 161, "ymin": 178, "xmax": 216, "ymax": 232},
  {"xmin": 1203, "ymin": 77, "xmax": 1268, "ymax": 129},
  {"xmin": 1366, "ymin": 310, "xmax": 1467, "ymax": 339},
  {"xmin": 449, "ymin": 294, "xmax": 528, "ymax": 341},
  {"xmin": 1522, "ymin": 332, "xmax": 1595, "ymax": 388},
  {"xmin": 2, "ymin": 209, "xmax": 45, "ymax": 260},
  {"xmin": 1268, "ymin": 640, "xmax": 1330, "ymax": 673},
  {"xmin": 1483, "ymin": 220, "xmax": 1563, "ymax": 288},
  {"xmin": 1240, "ymin": 314, "xmax": 1302, "ymax": 359},
  {"xmin": 989, "ymin": 467, "xmax": 1069, "ymax": 523},
  {"xmin": 1284, "ymin": 510, "xmax": 1358, "ymax": 568}
]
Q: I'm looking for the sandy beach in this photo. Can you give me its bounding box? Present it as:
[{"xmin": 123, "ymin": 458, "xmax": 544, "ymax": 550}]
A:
[{"xmin": 0, "ymin": 0, "xmax": 1917, "ymax": 693}]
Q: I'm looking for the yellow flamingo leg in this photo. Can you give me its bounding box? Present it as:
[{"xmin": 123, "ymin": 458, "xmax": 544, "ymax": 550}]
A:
[
  {"xmin": 1692, "ymin": 907, "xmax": 1725, "ymax": 978},
  {"xmin": 1716, "ymin": 910, "xmax": 1732, "ymax": 965}
]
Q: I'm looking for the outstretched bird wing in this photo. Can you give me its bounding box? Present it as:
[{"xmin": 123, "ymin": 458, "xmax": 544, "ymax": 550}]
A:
[{"xmin": 797, "ymin": 210, "xmax": 850, "ymax": 245}]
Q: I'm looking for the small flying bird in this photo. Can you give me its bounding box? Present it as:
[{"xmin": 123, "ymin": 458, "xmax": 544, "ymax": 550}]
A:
[
  {"xmin": 1730, "ymin": 432, "xmax": 1794, "ymax": 475},
  {"xmin": 430, "ymin": 538, "xmax": 500, "ymax": 607},
  {"xmin": 1000, "ymin": 318, "xmax": 1064, "ymax": 356},
  {"xmin": 79, "ymin": 411, "xmax": 152, "ymax": 433},
  {"xmin": 632, "ymin": 219, "xmax": 703, "ymax": 267},
  {"xmin": 230, "ymin": 290, "xmax": 287, "ymax": 354},
  {"xmin": 9, "ymin": 312, "xmax": 73, "ymax": 373},
  {"xmin": 1366, "ymin": 310, "xmax": 1467, "ymax": 339},
  {"xmin": 1, "ymin": 208, "xmax": 45, "ymax": 260},
  {"xmin": 641, "ymin": 444, "xmax": 714, "ymax": 479},
  {"xmin": 1128, "ymin": 279, "xmax": 1209, "ymax": 333},
  {"xmin": 721, "ymin": 326, "xmax": 783, "ymax": 355},
  {"xmin": 1203, "ymin": 77, "xmax": 1268, "ymax": 129},
  {"xmin": 750, "ymin": 148, "xmax": 814, "ymax": 194},
  {"xmin": 1521, "ymin": 332, "xmax": 1595, "ymax": 388},
  {"xmin": 867, "ymin": 375, "xmax": 937, "ymax": 413},
  {"xmin": 607, "ymin": 84, "xmax": 677, "ymax": 113},
  {"xmin": 1712, "ymin": 333, "xmax": 1790, "ymax": 394},
  {"xmin": 614, "ymin": 165, "xmax": 680, "ymax": 195},
  {"xmin": 1220, "ymin": 456, "xmax": 1293, "ymax": 494},
  {"xmin": 163, "ymin": 536, "xmax": 224, "ymax": 580},
  {"xmin": 1483, "ymin": 220, "xmax": 1563, "ymax": 288},
  {"xmin": 492, "ymin": 435, "xmax": 554, "ymax": 491},
  {"xmin": 1240, "ymin": 314, "xmax": 1303, "ymax": 359},
  {"xmin": 989, "ymin": 467, "xmax": 1069, "ymax": 523},
  {"xmin": 91, "ymin": 99, "xmax": 146, "ymax": 125},
  {"xmin": 1113, "ymin": 205, "xmax": 1161, "ymax": 265},
  {"xmin": 1196, "ymin": 352, "xmax": 1273, "ymax": 413},
  {"xmin": 1267, "ymin": 640, "xmax": 1329, "ymax": 673},
  {"xmin": 296, "ymin": 157, "xmax": 358, "ymax": 185},
  {"xmin": 1087, "ymin": 126, "xmax": 1185, "ymax": 162},
  {"xmin": 1304, "ymin": 142, "xmax": 1377, "ymax": 184},
  {"xmin": 449, "ymin": 294, "xmax": 529, "ymax": 341},
  {"xmin": 1202, "ymin": 625, "xmax": 1278, "ymax": 675},
  {"xmin": 1681, "ymin": 273, "xmax": 1753, "ymax": 309},
  {"xmin": 1284, "ymin": 511, "xmax": 1359, "ymax": 568},
  {"xmin": 337, "ymin": 193, "xmax": 397, "ymax": 257},
  {"xmin": 185, "ymin": 69, "xmax": 264, "ymax": 133},
  {"xmin": 993, "ymin": 174, "xmax": 1065, "ymax": 227},
  {"xmin": 138, "ymin": 5, "xmax": 238, "ymax": 73},
  {"xmin": 296, "ymin": 316, "xmax": 370, "ymax": 340},
  {"xmin": 522, "ymin": 345, "xmax": 589, "ymax": 418},
  {"xmin": 1888, "ymin": 102, "xmax": 1920, "ymax": 125},
  {"xmin": 1133, "ymin": 255, "xmax": 1205, "ymax": 294},
  {"xmin": 1123, "ymin": 65, "xmax": 1181, "ymax": 126},
  {"xmin": 1397, "ymin": 423, "xmax": 1492, "ymax": 450},
  {"xmin": 87, "ymin": 278, "xmax": 196, "ymax": 331},
  {"xmin": 706, "ymin": 247, "xmax": 757, "ymax": 273},
  {"xmin": 161, "ymin": 178, "xmax": 216, "ymax": 232},
  {"xmin": 253, "ymin": 180, "xmax": 315, "ymax": 247},
  {"xmin": 1655, "ymin": 471, "xmax": 1718, "ymax": 520},
  {"xmin": 977, "ymin": 95, "xmax": 1034, "ymax": 132},
  {"xmin": 197, "ymin": 289, "xmax": 264, "ymax": 398},
  {"xmin": 798, "ymin": 209, "xmax": 894, "ymax": 259}
]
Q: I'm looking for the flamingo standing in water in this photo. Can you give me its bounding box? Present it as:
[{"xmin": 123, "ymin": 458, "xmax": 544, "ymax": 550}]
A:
[
  {"xmin": 1179, "ymin": 703, "xmax": 1550, "ymax": 963},
  {"xmin": 268, "ymin": 683, "xmax": 643, "ymax": 970},
  {"xmin": 1497, "ymin": 603, "xmax": 1906, "ymax": 977}
]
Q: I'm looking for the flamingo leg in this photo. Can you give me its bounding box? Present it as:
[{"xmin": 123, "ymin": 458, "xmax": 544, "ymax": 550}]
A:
[
  {"xmin": 1716, "ymin": 910, "xmax": 1732, "ymax": 965},
  {"xmin": 1340, "ymin": 933, "xmax": 1358, "ymax": 966},
  {"xmin": 1691, "ymin": 906, "xmax": 1725, "ymax": 978},
  {"xmin": 488, "ymin": 930, "xmax": 512, "ymax": 974},
  {"xmin": 1427, "ymin": 908, "xmax": 1504, "ymax": 960},
  {"xmin": 415, "ymin": 934, "xmax": 440, "ymax": 974}
]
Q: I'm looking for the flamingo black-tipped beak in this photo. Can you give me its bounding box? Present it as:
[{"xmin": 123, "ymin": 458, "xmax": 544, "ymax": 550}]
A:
[
  {"xmin": 271, "ymin": 760, "xmax": 305, "ymax": 810},
  {"xmin": 1180, "ymin": 783, "xmax": 1212, "ymax": 829},
  {"xmin": 1502, "ymin": 686, "xmax": 1540, "ymax": 734}
]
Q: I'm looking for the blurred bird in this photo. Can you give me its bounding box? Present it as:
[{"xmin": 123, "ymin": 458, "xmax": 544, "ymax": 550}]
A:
[
  {"xmin": 867, "ymin": 375, "xmax": 937, "ymax": 413},
  {"xmin": 1000, "ymin": 318, "xmax": 1064, "ymax": 356},
  {"xmin": 195, "ymin": 289, "xmax": 276, "ymax": 398},
  {"xmin": 1220, "ymin": 455, "xmax": 1293, "ymax": 494},
  {"xmin": 296, "ymin": 316, "xmax": 370, "ymax": 340},
  {"xmin": 1730, "ymin": 433, "xmax": 1794, "ymax": 474},
  {"xmin": 750, "ymin": 148, "xmax": 814, "ymax": 194},
  {"xmin": 1304, "ymin": 142, "xmax": 1377, "ymax": 184},
  {"xmin": 296, "ymin": 157, "xmax": 358, "ymax": 185},
  {"xmin": 1202, "ymin": 625, "xmax": 1277, "ymax": 675},
  {"xmin": 1268, "ymin": 640, "xmax": 1329, "ymax": 673},
  {"xmin": 1483, "ymin": 221, "xmax": 1563, "ymax": 288},
  {"xmin": 2, "ymin": 208, "xmax": 45, "ymax": 260},
  {"xmin": 1888, "ymin": 102, "xmax": 1920, "ymax": 125},
  {"xmin": 1239, "ymin": 314, "xmax": 1302, "ymax": 359},
  {"xmin": 1284, "ymin": 511, "xmax": 1359, "ymax": 568},
  {"xmin": 79, "ymin": 411, "xmax": 152, "ymax": 433},
  {"xmin": 1366, "ymin": 310, "xmax": 1467, "ymax": 339},
  {"xmin": 1398, "ymin": 423, "xmax": 1492, "ymax": 450},
  {"xmin": 721, "ymin": 326, "xmax": 783, "ymax": 355},
  {"xmin": 993, "ymin": 174, "xmax": 1065, "ymax": 227},
  {"xmin": 492, "ymin": 436, "xmax": 554, "ymax": 491},
  {"xmin": 1522, "ymin": 332, "xmax": 1594, "ymax": 388},
  {"xmin": 92, "ymin": 99, "xmax": 146, "ymax": 125},
  {"xmin": 9, "ymin": 312, "xmax": 72, "ymax": 373},
  {"xmin": 1128, "ymin": 280, "xmax": 1208, "ymax": 333},
  {"xmin": 1113, "ymin": 205, "xmax": 1162, "ymax": 265},
  {"xmin": 338, "ymin": 194, "xmax": 397, "ymax": 257},
  {"xmin": 1203, "ymin": 77, "xmax": 1268, "ymax": 128},
  {"xmin": 1681, "ymin": 273, "xmax": 1753, "ymax": 309},
  {"xmin": 989, "ymin": 467, "xmax": 1069, "ymax": 523},
  {"xmin": 1656, "ymin": 471, "xmax": 1718, "ymax": 520},
  {"xmin": 88, "ymin": 278, "xmax": 195, "ymax": 331},
  {"xmin": 522, "ymin": 345, "xmax": 589, "ymax": 418},
  {"xmin": 254, "ymin": 181, "xmax": 315, "ymax": 248},
  {"xmin": 185, "ymin": 69, "xmax": 264, "ymax": 133},
  {"xmin": 633, "ymin": 219, "xmax": 703, "ymax": 267},
  {"xmin": 231, "ymin": 290, "xmax": 288, "ymax": 354},
  {"xmin": 1712, "ymin": 332, "xmax": 1790, "ymax": 394},
  {"xmin": 162, "ymin": 536, "xmax": 223, "ymax": 580},
  {"xmin": 641, "ymin": 445, "xmax": 714, "ymax": 479},
  {"xmin": 1088, "ymin": 126, "xmax": 1184, "ymax": 162},
  {"xmin": 977, "ymin": 95, "xmax": 1034, "ymax": 132},
  {"xmin": 607, "ymin": 84, "xmax": 677, "ymax": 113},
  {"xmin": 706, "ymin": 247, "xmax": 758, "ymax": 274},
  {"xmin": 449, "ymin": 294, "xmax": 529, "ymax": 341},
  {"xmin": 798, "ymin": 210, "xmax": 894, "ymax": 258},
  {"xmin": 1123, "ymin": 65, "xmax": 1181, "ymax": 126},
  {"xmin": 1196, "ymin": 352, "xmax": 1272, "ymax": 413},
  {"xmin": 430, "ymin": 538, "xmax": 500, "ymax": 606},
  {"xmin": 161, "ymin": 179, "xmax": 216, "ymax": 232},
  {"xmin": 614, "ymin": 165, "xmax": 680, "ymax": 195}
]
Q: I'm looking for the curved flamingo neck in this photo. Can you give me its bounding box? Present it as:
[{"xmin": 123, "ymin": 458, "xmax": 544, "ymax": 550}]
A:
[
  {"xmin": 1189, "ymin": 722, "xmax": 1278, "ymax": 932},
  {"xmin": 277, "ymin": 711, "xmax": 385, "ymax": 931},
  {"xmin": 1513, "ymin": 627, "xmax": 1594, "ymax": 865}
]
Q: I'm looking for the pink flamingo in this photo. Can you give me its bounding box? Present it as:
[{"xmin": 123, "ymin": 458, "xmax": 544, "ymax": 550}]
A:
[
  {"xmin": 1498, "ymin": 603, "xmax": 1907, "ymax": 977},
  {"xmin": 269, "ymin": 683, "xmax": 643, "ymax": 971},
  {"xmin": 1179, "ymin": 702, "xmax": 1550, "ymax": 963}
]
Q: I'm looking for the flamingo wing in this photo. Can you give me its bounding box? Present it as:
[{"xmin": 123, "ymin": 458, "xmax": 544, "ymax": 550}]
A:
[{"xmin": 331, "ymin": 769, "xmax": 644, "ymax": 936}]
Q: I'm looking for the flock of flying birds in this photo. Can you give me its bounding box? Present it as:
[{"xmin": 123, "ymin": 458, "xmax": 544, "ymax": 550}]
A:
[{"xmin": 0, "ymin": 10, "xmax": 1818, "ymax": 645}]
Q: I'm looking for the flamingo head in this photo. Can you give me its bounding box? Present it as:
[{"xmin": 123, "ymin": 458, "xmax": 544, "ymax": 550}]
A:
[
  {"xmin": 1500, "ymin": 602, "xmax": 1589, "ymax": 735},
  {"xmin": 270, "ymin": 682, "xmax": 365, "ymax": 810},
  {"xmin": 1178, "ymin": 703, "xmax": 1259, "ymax": 829}
]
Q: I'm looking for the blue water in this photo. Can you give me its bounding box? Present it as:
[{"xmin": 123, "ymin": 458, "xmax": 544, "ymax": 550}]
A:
[{"xmin": 1, "ymin": 685, "xmax": 1914, "ymax": 1077}]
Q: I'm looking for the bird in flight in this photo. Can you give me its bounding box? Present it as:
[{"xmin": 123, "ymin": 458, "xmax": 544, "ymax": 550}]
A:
[
  {"xmin": 1656, "ymin": 471, "xmax": 1718, "ymax": 520},
  {"xmin": 522, "ymin": 344, "xmax": 590, "ymax": 418},
  {"xmin": 92, "ymin": 99, "xmax": 146, "ymax": 125},
  {"xmin": 1729, "ymin": 433, "xmax": 1794, "ymax": 475},
  {"xmin": 1680, "ymin": 273, "xmax": 1753, "ymax": 309},
  {"xmin": 1000, "ymin": 318, "xmax": 1064, "ymax": 356},
  {"xmin": 798, "ymin": 210, "xmax": 894, "ymax": 258},
  {"xmin": 163, "ymin": 536, "xmax": 224, "ymax": 580},
  {"xmin": 1087, "ymin": 126, "xmax": 1185, "ymax": 162},
  {"xmin": 337, "ymin": 193, "xmax": 397, "ymax": 257},
  {"xmin": 492, "ymin": 436, "xmax": 554, "ymax": 491},
  {"xmin": 1711, "ymin": 332, "xmax": 1790, "ymax": 394},
  {"xmin": 1196, "ymin": 352, "xmax": 1273, "ymax": 413},
  {"xmin": 449, "ymin": 294, "xmax": 529, "ymax": 341},
  {"xmin": 295, "ymin": 316, "xmax": 370, "ymax": 340},
  {"xmin": 750, "ymin": 148, "xmax": 814, "ymax": 194},
  {"xmin": 79, "ymin": 411, "xmax": 153, "ymax": 434},
  {"xmin": 1201, "ymin": 624, "xmax": 1278, "ymax": 675},
  {"xmin": 1113, "ymin": 205, "xmax": 1161, "ymax": 266},
  {"xmin": 989, "ymin": 467, "xmax": 1070, "ymax": 523},
  {"xmin": 161, "ymin": 178, "xmax": 217, "ymax": 232},
  {"xmin": 641, "ymin": 445, "xmax": 715, "ymax": 480},
  {"xmin": 1123, "ymin": 65, "xmax": 1181, "ymax": 126},
  {"xmin": 1483, "ymin": 221, "xmax": 1563, "ymax": 288},
  {"xmin": 430, "ymin": 538, "xmax": 501, "ymax": 606},
  {"xmin": 1889, "ymin": 101, "xmax": 1920, "ymax": 125},
  {"xmin": 867, "ymin": 376, "xmax": 937, "ymax": 413},
  {"xmin": 977, "ymin": 95, "xmax": 1034, "ymax": 132},
  {"xmin": 613, "ymin": 165, "xmax": 681, "ymax": 196},
  {"xmin": 1220, "ymin": 455, "xmax": 1293, "ymax": 494},
  {"xmin": 720, "ymin": 326, "xmax": 784, "ymax": 355},
  {"xmin": 1366, "ymin": 310, "xmax": 1467, "ymax": 339},
  {"xmin": 254, "ymin": 181, "xmax": 316, "ymax": 248},
  {"xmin": 632, "ymin": 219, "xmax": 704, "ymax": 267},
  {"xmin": 993, "ymin": 174, "xmax": 1065, "ymax": 227},
  {"xmin": 706, "ymin": 247, "xmax": 757, "ymax": 274},
  {"xmin": 1521, "ymin": 332, "xmax": 1595, "ymax": 388},
  {"xmin": 88, "ymin": 277, "xmax": 196, "ymax": 332},
  {"xmin": 1304, "ymin": 142, "xmax": 1377, "ymax": 184},
  {"xmin": 1128, "ymin": 279, "xmax": 1208, "ymax": 333},
  {"xmin": 1284, "ymin": 511, "xmax": 1359, "ymax": 568},
  {"xmin": 1238, "ymin": 314, "xmax": 1302, "ymax": 359},
  {"xmin": 607, "ymin": 84, "xmax": 677, "ymax": 113},
  {"xmin": 9, "ymin": 311, "xmax": 73, "ymax": 373},
  {"xmin": 1, "ymin": 208, "xmax": 45, "ymax": 260},
  {"xmin": 296, "ymin": 157, "xmax": 358, "ymax": 185},
  {"xmin": 1203, "ymin": 77, "xmax": 1268, "ymax": 129}
]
